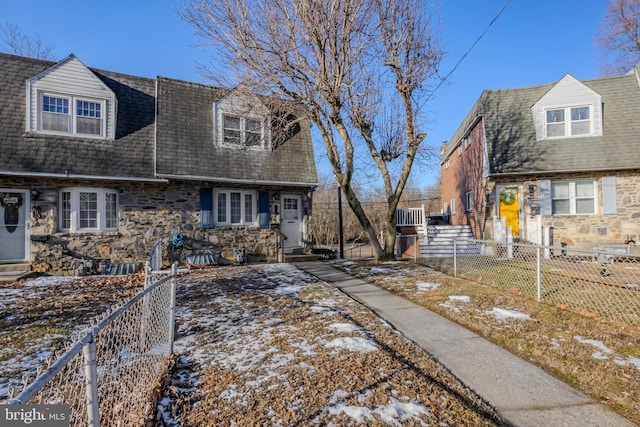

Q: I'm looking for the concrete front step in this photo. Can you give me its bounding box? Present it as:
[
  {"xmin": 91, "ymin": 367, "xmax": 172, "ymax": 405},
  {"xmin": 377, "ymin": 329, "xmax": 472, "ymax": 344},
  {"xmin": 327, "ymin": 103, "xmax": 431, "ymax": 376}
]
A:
[
  {"xmin": 0, "ymin": 263, "xmax": 31, "ymax": 283},
  {"xmin": 284, "ymin": 253, "xmax": 323, "ymax": 263}
]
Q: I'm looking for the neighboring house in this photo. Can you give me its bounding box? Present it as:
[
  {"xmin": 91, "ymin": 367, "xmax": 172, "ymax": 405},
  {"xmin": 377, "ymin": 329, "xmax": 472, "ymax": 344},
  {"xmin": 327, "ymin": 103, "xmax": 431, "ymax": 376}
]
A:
[
  {"xmin": 441, "ymin": 67, "xmax": 640, "ymax": 248},
  {"xmin": 0, "ymin": 52, "xmax": 317, "ymax": 272}
]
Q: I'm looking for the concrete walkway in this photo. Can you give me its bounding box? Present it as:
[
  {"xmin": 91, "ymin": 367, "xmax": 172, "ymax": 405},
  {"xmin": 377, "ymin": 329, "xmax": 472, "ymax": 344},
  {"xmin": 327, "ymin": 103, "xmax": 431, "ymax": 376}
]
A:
[{"xmin": 295, "ymin": 261, "xmax": 636, "ymax": 427}]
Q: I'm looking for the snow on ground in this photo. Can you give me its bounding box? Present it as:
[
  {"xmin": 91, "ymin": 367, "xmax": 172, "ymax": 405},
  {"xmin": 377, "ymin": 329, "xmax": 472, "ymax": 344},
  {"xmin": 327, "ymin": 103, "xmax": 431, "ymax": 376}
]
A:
[
  {"xmin": 415, "ymin": 281, "xmax": 441, "ymax": 292},
  {"xmin": 486, "ymin": 308, "xmax": 533, "ymax": 322},
  {"xmin": 158, "ymin": 263, "xmax": 500, "ymax": 426},
  {"xmin": 574, "ymin": 336, "xmax": 640, "ymax": 370}
]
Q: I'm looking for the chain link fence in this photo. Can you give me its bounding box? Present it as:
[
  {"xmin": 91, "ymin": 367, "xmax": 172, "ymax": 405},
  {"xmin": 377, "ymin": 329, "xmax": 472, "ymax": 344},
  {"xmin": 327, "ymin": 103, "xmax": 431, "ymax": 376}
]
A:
[
  {"xmin": 421, "ymin": 239, "xmax": 640, "ymax": 327},
  {"xmin": 6, "ymin": 242, "xmax": 177, "ymax": 426}
]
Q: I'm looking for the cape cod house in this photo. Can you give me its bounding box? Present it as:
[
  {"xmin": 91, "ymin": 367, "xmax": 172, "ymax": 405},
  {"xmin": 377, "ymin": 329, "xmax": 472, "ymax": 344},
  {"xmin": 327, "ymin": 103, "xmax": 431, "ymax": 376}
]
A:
[
  {"xmin": 0, "ymin": 52, "xmax": 317, "ymax": 274},
  {"xmin": 440, "ymin": 67, "xmax": 640, "ymax": 249}
]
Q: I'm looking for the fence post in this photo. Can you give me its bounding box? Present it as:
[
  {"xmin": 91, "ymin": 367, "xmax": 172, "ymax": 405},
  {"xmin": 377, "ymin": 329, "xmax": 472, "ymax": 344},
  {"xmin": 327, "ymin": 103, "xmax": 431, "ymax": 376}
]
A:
[
  {"xmin": 414, "ymin": 235, "xmax": 417, "ymax": 261},
  {"xmin": 536, "ymin": 245, "xmax": 542, "ymax": 301},
  {"xmin": 169, "ymin": 262, "xmax": 178, "ymax": 355},
  {"xmin": 453, "ymin": 240, "xmax": 457, "ymax": 277},
  {"xmin": 83, "ymin": 336, "xmax": 100, "ymax": 427},
  {"xmin": 507, "ymin": 230, "xmax": 513, "ymax": 259}
]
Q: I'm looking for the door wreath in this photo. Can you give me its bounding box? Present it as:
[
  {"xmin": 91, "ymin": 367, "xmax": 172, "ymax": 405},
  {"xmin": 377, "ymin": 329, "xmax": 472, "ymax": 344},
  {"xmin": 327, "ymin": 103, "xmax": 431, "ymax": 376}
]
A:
[
  {"xmin": 499, "ymin": 189, "xmax": 516, "ymax": 206},
  {"xmin": 0, "ymin": 192, "xmax": 23, "ymax": 233}
]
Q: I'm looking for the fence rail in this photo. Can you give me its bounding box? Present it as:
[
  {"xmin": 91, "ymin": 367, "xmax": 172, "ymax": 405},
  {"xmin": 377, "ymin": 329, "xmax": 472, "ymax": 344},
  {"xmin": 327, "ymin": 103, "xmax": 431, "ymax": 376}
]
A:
[
  {"xmin": 5, "ymin": 242, "xmax": 177, "ymax": 426},
  {"xmin": 422, "ymin": 239, "xmax": 640, "ymax": 328}
]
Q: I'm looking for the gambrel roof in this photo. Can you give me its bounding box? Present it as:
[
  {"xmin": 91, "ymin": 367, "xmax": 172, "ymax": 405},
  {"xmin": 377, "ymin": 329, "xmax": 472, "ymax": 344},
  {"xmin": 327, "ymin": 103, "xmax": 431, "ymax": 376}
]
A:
[
  {"xmin": 0, "ymin": 53, "xmax": 317, "ymax": 187},
  {"xmin": 443, "ymin": 67, "xmax": 640, "ymax": 176},
  {"xmin": 155, "ymin": 78, "xmax": 317, "ymax": 186}
]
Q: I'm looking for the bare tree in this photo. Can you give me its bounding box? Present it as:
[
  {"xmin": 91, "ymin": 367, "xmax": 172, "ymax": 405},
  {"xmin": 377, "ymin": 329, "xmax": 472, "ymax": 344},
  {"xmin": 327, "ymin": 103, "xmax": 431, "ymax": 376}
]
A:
[
  {"xmin": 597, "ymin": 0, "xmax": 640, "ymax": 75},
  {"xmin": 180, "ymin": 0, "xmax": 444, "ymax": 261},
  {"xmin": 1, "ymin": 22, "xmax": 55, "ymax": 60}
]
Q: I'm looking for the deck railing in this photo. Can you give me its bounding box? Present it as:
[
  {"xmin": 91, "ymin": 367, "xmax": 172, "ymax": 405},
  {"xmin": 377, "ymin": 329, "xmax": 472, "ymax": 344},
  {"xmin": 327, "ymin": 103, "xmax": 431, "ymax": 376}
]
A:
[{"xmin": 396, "ymin": 206, "xmax": 425, "ymax": 227}]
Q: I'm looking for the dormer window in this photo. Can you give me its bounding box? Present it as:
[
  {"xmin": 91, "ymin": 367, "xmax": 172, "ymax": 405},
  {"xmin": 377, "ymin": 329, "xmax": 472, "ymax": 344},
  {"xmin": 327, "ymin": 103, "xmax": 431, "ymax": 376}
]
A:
[
  {"xmin": 40, "ymin": 94, "xmax": 104, "ymax": 136},
  {"xmin": 545, "ymin": 106, "xmax": 591, "ymax": 138},
  {"xmin": 26, "ymin": 54, "xmax": 116, "ymax": 140},
  {"xmin": 223, "ymin": 115, "xmax": 264, "ymax": 147},
  {"xmin": 215, "ymin": 92, "xmax": 271, "ymax": 150},
  {"xmin": 532, "ymin": 74, "xmax": 602, "ymax": 141}
]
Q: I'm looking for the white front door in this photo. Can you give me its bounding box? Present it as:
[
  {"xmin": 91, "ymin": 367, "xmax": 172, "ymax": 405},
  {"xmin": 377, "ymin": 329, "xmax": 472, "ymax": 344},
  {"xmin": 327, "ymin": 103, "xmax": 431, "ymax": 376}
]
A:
[
  {"xmin": 280, "ymin": 195, "xmax": 301, "ymax": 247},
  {"xmin": 0, "ymin": 190, "xmax": 29, "ymax": 262}
]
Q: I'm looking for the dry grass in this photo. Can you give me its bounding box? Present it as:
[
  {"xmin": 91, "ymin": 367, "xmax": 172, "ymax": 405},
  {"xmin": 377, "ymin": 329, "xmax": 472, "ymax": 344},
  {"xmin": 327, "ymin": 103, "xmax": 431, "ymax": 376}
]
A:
[
  {"xmin": 332, "ymin": 259, "xmax": 640, "ymax": 425},
  {"xmin": 157, "ymin": 266, "xmax": 506, "ymax": 426}
]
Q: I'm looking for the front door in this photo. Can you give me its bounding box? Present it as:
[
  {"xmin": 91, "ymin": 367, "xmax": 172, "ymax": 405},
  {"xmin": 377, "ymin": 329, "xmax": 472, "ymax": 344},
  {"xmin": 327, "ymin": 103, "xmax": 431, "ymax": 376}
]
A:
[
  {"xmin": 0, "ymin": 190, "xmax": 29, "ymax": 262},
  {"xmin": 280, "ymin": 195, "xmax": 301, "ymax": 247},
  {"xmin": 498, "ymin": 187, "xmax": 520, "ymax": 237}
]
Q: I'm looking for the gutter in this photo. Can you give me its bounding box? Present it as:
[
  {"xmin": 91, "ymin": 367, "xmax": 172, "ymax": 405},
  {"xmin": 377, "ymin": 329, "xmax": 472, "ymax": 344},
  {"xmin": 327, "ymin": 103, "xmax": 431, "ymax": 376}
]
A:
[
  {"xmin": 0, "ymin": 170, "xmax": 168, "ymax": 183},
  {"xmin": 488, "ymin": 165, "xmax": 637, "ymax": 177},
  {"xmin": 156, "ymin": 173, "xmax": 318, "ymax": 187}
]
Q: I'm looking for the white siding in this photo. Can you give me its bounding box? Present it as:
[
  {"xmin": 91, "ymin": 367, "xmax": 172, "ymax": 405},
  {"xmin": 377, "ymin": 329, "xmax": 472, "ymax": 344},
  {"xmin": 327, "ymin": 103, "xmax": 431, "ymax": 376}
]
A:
[
  {"xmin": 27, "ymin": 55, "xmax": 116, "ymax": 139},
  {"xmin": 532, "ymin": 74, "xmax": 603, "ymax": 141}
]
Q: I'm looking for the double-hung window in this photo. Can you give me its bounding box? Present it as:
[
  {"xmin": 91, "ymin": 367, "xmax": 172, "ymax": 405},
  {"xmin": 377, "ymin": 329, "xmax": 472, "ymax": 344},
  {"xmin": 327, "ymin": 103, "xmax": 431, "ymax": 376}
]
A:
[
  {"xmin": 551, "ymin": 180, "xmax": 595, "ymax": 215},
  {"xmin": 59, "ymin": 188, "xmax": 118, "ymax": 232},
  {"xmin": 466, "ymin": 191, "xmax": 473, "ymax": 211},
  {"xmin": 545, "ymin": 106, "xmax": 591, "ymax": 138},
  {"xmin": 222, "ymin": 114, "xmax": 265, "ymax": 148},
  {"xmin": 214, "ymin": 189, "xmax": 256, "ymax": 226},
  {"xmin": 41, "ymin": 94, "xmax": 104, "ymax": 137}
]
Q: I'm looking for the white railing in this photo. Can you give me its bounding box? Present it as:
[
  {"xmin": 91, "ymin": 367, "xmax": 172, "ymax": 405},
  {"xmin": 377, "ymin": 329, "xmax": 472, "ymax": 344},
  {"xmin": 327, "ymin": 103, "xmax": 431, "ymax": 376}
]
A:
[{"xmin": 396, "ymin": 206, "xmax": 425, "ymax": 227}]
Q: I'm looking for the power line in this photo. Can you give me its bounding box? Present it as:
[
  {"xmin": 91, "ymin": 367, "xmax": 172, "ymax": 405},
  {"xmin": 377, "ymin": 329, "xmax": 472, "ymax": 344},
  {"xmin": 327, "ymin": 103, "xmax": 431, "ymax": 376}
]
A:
[{"xmin": 424, "ymin": 0, "xmax": 511, "ymax": 104}]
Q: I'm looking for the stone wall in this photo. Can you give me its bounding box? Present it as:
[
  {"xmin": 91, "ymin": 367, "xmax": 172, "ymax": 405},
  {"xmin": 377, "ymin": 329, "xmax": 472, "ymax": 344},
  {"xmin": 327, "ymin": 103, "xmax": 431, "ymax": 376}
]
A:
[
  {"xmin": 487, "ymin": 171, "xmax": 640, "ymax": 249},
  {"xmin": 2, "ymin": 178, "xmax": 295, "ymax": 274}
]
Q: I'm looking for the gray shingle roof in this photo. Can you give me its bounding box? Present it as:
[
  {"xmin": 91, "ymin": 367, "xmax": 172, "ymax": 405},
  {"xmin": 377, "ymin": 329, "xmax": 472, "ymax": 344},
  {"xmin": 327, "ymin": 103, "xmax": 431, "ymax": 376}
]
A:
[
  {"xmin": 155, "ymin": 77, "xmax": 318, "ymax": 185},
  {"xmin": 0, "ymin": 53, "xmax": 156, "ymax": 179},
  {"xmin": 444, "ymin": 69, "xmax": 640, "ymax": 175}
]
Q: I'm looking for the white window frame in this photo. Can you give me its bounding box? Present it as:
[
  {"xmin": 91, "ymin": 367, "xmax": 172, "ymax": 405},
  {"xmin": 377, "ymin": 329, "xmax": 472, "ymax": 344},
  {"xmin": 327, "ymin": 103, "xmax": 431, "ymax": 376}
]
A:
[
  {"xmin": 466, "ymin": 191, "xmax": 473, "ymax": 211},
  {"xmin": 220, "ymin": 113, "xmax": 266, "ymax": 148},
  {"xmin": 59, "ymin": 187, "xmax": 118, "ymax": 232},
  {"xmin": 550, "ymin": 180, "xmax": 596, "ymax": 215},
  {"xmin": 40, "ymin": 92, "xmax": 105, "ymax": 138},
  {"xmin": 213, "ymin": 189, "xmax": 257, "ymax": 226},
  {"xmin": 544, "ymin": 105, "xmax": 593, "ymax": 139},
  {"xmin": 450, "ymin": 198, "xmax": 456, "ymax": 214}
]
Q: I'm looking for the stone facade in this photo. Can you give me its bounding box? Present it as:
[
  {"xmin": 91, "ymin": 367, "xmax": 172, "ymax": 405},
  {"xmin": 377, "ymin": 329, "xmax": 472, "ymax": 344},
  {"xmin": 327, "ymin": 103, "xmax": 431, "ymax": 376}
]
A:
[
  {"xmin": 489, "ymin": 171, "xmax": 640, "ymax": 249},
  {"xmin": 4, "ymin": 177, "xmax": 297, "ymax": 274}
]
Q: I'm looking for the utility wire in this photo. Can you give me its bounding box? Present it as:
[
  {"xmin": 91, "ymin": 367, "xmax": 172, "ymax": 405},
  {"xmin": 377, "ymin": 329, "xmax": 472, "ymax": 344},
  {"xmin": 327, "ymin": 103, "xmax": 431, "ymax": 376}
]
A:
[{"xmin": 424, "ymin": 0, "xmax": 512, "ymax": 104}]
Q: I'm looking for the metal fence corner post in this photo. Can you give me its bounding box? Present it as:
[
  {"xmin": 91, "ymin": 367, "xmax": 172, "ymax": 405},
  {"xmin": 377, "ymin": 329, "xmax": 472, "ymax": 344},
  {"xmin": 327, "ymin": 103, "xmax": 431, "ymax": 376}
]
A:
[
  {"xmin": 536, "ymin": 245, "xmax": 542, "ymax": 301},
  {"xmin": 453, "ymin": 240, "xmax": 457, "ymax": 277},
  {"xmin": 83, "ymin": 335, "xmax": 100, "ymax": 427},
  {"xmin": 169, "ymin": 263, "xmax": 178, "ymax": 355}
]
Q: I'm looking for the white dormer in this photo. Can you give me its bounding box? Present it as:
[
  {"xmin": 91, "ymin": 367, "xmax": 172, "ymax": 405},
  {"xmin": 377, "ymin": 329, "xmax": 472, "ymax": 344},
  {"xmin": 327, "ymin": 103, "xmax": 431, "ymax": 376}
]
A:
[
  {"xmin": 531, "ymin": 74, "xmax": 602, "ymax": 141},
  {"xmin": 213, "ymin": 90, "xmax": 271, "ymax": 150},
  {"xmin": 26, "ymin": 54, "xmax": 117, "ymax": 140}
]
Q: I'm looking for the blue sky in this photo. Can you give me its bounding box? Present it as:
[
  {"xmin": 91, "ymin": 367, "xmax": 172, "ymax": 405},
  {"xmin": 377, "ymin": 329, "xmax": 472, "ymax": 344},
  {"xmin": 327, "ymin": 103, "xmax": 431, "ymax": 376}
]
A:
[{"xmin": 1, "ymin": 0, "xmax": 610, "ymax": 188}]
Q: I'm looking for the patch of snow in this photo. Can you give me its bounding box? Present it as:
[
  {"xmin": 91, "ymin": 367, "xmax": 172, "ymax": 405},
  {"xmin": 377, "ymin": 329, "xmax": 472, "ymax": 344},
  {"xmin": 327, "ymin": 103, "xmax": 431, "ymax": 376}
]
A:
[
  {"xmin": 326, "ymin": 396, "xmax": 431, "ymax": 426},
  {"xmin": 415, "ymin": 281, "xmax": 440, "ymax": 292},
  {"xmin": 328, "ymin": 323, "xmax": 361, "ymax": 334},
  {"xmin": 369, "ymin": 267, "xmax": 395, "ymax": 275},
  {"xmin": 448, "ymin": 295, "xmax": 470, "ymax": 302},
  {"xmin": 325, "ymin": 337, "xmax": 378, "ymax": 353},
  {"xmin": 574, "ymin": 336, "xmax": 613, "ymax": 360},
  {"xmin": 486, "ymin": 308, "xmax": 532, "ymax": 322},
  {"xmin": 627, "ymin": 357, "xmax": 640, "ymax": 371}
]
